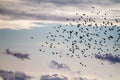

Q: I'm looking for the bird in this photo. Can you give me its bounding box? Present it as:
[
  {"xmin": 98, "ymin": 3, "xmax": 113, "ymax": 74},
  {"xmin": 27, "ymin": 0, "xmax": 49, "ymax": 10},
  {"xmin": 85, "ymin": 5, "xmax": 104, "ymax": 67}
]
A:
[
  {"xmin": 92, "ymin": 6, "xmax": 94, "ymax": 9},
  {"xmin": 30, "ymin": 36, "xmax": 34, "ymax": 39},
  {"xmin": 36, "ymin": 6, "xmax": 120, "ymax": 68}
]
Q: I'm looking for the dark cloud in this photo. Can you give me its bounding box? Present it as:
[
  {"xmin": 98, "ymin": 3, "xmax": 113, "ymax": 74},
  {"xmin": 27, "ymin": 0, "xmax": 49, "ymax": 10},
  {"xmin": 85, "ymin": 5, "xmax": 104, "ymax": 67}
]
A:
[
  {"xmin": 0, "ymin": 7, "xmax": 66, "ymax": 21},
  {"xmin": 111, "ymin": 0, "xmax": 120, "ymax": 3},
  {"xmin": 0, "ymin": 69, "xmax": 32, "ymax": 80},
  {"xmin": 40, "ymin": 74, "xmax": 68, "ymax": 80},
  {"xmin": 5, "ymin": 49, "xmax": 30, "ymax": 60},
  {"xmin": 0, "ymin": 7, "xmax": 42, "ymax": 20},
  {"xmin": 26, "ymin": 0, "xmax": 84, "ymax": 5},
  {"xmin": 27, "ymin": 0, "xmax": 119, "ymax": 5},
  {"xmin": 49, "ymin": 60, "xmax": 70, "ymax": 71},
  {"xmin": 95, "ymin": 54, "xmax": 120, "ymax": 64},
  {"xmin": 0, "ymin": 0, "xmax": 74, "ymax": 21}
]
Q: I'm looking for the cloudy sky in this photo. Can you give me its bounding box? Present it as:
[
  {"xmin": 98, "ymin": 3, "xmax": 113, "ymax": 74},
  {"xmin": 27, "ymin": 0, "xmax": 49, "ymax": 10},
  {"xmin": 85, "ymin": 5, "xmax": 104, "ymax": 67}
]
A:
[{"xmin": 0, "ymin": 0, "xmax": 120, "ymax": 80}]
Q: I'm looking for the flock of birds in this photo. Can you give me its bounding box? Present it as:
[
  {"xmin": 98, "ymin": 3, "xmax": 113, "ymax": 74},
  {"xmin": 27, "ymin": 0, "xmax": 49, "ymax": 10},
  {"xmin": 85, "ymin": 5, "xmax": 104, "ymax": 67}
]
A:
[{"xmin": 31, "ymin": 6, "xmax": 120, "ymax": 67}]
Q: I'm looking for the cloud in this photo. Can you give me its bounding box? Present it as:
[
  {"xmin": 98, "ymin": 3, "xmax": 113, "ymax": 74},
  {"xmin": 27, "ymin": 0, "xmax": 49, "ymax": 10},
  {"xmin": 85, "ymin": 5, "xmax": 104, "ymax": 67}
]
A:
[
  {"xmin": 40, "ymin": 74, "xmax": 68, "ymax": 80},
  {"xmin": 0, "ymin": 19, "xmax": 44, "ymax": 30},
  {"xmin": 71, "ymin": 71, "xmax": 81, "ymax": 75},
  {"xmin": 74, "ymin": 76, "xmax": 97, "ymax": 80},
  {"xmin": 25, "ymin": 0, "xmax": 120, "ymax": 5},
  {"xmin": 111, "ymin": 0, "xmax": 120, "ymax": 3},
  {"xmin": 95, "ymin": 54, "xmax": 120, "ymax": 64},
  {"xmin": 0, "ymin": 0, "xmax": 119, "ymax": 20},
  {"xmin": 0, "ymin": 69, "xmax": 32, "ymax": 80},
  {"xmin": 49, "ymin": 60, "xmax": 70, "ymax": 71},
  {"xmin": 0, "ymin": 0, "xmax": 120, "ymax": 30},
  {"xmin": 5, "ymin": 48, "xmax": 30, "ymax": 60}
]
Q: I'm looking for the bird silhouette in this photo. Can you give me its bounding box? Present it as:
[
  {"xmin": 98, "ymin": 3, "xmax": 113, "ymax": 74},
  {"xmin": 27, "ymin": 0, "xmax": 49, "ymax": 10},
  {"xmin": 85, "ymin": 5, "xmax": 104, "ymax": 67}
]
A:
[{"xmin": 35, "ymin": 6, "xmax": 120, "ymax": 67}]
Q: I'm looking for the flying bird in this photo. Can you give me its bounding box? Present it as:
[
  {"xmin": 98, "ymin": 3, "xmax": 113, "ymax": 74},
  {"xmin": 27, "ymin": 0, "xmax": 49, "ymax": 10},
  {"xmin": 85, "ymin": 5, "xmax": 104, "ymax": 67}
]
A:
[
  {"xmin": 30, "ymin": 36, "xmax": 34, "ymax": 39},
  {"xmin": 36, "ymin": 6, "xmax": 120, "ymax": 67}
]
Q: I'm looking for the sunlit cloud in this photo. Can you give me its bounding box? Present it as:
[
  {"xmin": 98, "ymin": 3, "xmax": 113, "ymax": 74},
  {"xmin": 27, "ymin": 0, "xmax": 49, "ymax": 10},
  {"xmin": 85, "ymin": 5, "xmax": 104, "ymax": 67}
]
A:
[{"xmin": 0, "ymin": 20, "xmax": 42, "ymax": 30}]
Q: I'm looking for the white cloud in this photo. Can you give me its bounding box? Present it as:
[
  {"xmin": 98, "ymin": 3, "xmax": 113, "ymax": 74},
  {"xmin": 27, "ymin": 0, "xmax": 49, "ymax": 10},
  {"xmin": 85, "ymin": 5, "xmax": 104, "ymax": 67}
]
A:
[
  {"xmin": 0, "ymin": 20, "xmax": 43, "ymax": 30},
  {"xmin": 0, "ymin": 0, "xmax": 119, "ymax": 30}
]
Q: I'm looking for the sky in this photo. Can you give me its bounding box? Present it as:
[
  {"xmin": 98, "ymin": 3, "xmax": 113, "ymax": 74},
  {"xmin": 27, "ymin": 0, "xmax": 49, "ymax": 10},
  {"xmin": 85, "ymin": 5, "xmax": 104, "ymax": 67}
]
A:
[{"xmin": 0, "ymin": 0, "xmax": 120, "ymax": 80}]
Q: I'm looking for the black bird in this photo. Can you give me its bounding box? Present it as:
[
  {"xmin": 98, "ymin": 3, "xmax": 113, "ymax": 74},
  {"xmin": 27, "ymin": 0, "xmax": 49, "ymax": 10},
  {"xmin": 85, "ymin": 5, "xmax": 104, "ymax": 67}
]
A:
[
  {"xmin": 92, "ymin": 6, "xmax": 94, "ymax": 9},
  {"xmin": 37, "ymin": 6, "xmax": 120, "ymax": 68},
  {"xmin": 30, "ymin": 36, "xmax": 33, "ymax": 39}
]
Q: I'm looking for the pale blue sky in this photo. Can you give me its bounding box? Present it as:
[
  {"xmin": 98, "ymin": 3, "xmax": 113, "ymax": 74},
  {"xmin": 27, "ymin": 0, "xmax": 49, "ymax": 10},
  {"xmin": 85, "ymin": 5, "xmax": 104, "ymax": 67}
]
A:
[
  {"xmin": 0, "ymin": 0, "xmax": 120, "ymax": 80},
  {"xmin": 0, "ymin": 24, "xmax": 120, "ymax": 80}
]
